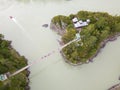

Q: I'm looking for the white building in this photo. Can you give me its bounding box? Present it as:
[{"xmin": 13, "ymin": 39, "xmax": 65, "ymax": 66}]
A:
[
  {"xmin": 79, "ymin": 20, "xmax": 83, "ymax": 24},
  {"xmin": 72, "ymin": 17, "xmax": 78, "ymax": 23},
  {"xmin": 74, "ymin": 21, "xmax": 88, "ymax": 28},
  {"xmin": 74, "ymin": 22, "xmax": 81, "ymax": 28},
  {"xmin": 86, "ymin": 19, "xmax": 90, "ymax": 23},
  {"xmin": 72, "ymin": 17, "xmax": 90, "ymax": 28}
]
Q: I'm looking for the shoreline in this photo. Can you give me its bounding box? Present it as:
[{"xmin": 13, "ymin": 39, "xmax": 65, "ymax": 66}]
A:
[
  {"xmin": 108, "ymin": 83, "xmax": 120, "ymax": 90},
  {"xmin": 51, "ymin": 22, "xmax": 120, "ymax": 90},
  {"xmin": 61, "ymin": 32, "xmax": 120, "ymax": 66},
  {"xmin": 51, "ymin": 22, "xmax": 120, "ymax": 66},
  {"xmin": 9, "ymin": 44, "xmax": 30, "ymax": 90},
  {"xmin": 0, "ymin": 35, "xmax": 30, "ymax": 90},
  {"xmin": 50, "ymin": 11, "xmax": 120, "ymax": 90}
]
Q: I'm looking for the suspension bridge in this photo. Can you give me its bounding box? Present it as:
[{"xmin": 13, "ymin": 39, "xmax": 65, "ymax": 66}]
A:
[{"xmin": 0, "ymin": 16, "xmax": 81, "ymax": 81}]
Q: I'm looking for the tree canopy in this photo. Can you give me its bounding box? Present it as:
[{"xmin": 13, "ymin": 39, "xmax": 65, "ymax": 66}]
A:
[
  {"xmin": 51, "ymin": 11, "xmax": 120, "ymax": 64},
  {"xmin": 0, "ymin": 34, "xmax": 29, "ymax": 90}
]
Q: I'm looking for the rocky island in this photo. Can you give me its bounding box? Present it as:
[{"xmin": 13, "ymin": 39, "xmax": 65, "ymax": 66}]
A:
[
  {"xmin": 0, "ymin": 34, "xmax": 30, "ymax": 90},
  {"xmin": 50, "ymin": 11, "xmax": 120, "ymax": 65}
]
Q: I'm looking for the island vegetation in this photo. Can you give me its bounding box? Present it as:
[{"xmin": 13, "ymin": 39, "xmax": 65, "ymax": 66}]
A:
[
  {"xmin": 50, "ymin": 11, "xmax": 120, "ymax": 64},
  {"xmin": 0, "ymin": 34, "xmax": 29, "ymax": 90}
]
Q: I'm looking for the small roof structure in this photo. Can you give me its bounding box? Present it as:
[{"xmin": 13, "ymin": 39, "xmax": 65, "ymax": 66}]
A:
[
  {"xmin": 74, "ymin": 22, "xmax": 80, "ymax": 28},
  {"xmin": 72, "ymin": 18, "xmax": 90, "ymax": 28},
  {"xmin": 86, "ymin": 19, "xmax": 90, "ymax": 23},
  {"xmin": 79, "ymin": 20, "xmax": 83, "ymax": 24},
  {"xmin": 72, "ymin": 17, "xmax": 78, "ymax": 23},
  {"xmin": 74, "ymin": 21, "xmax": 88, "ymax": 28},
  {"xmin": 76, "ymin": 33, "xmax": 80, "ymax": 40},
  {"xmin": 0, "ymin": 74, "xmax": 7, "ymax": 81},
  {"xmin": 82, "ymin": 22, "xmax": 88, "ymax": 26}
]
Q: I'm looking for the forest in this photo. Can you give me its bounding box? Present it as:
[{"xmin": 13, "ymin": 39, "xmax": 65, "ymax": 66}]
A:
[
  {"xmin": 51, "ymin": 11, "xmax": 120, "ymax": 64},
  {"xmin": 0, "ymin": 34, "xmax": 29, "ymax": 90}
]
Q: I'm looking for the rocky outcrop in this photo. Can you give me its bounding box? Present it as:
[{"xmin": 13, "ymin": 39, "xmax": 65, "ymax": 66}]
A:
[
  {"xmin": 108, "ymin": 83, "xmax": 120, "ymax": 90},
  {"xmin": 42, "ymin": 24, "xmax": 48, "ymax": 28}
]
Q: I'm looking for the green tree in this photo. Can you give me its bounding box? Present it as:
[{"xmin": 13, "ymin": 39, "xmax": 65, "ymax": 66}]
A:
[
  {"xmin": 100, "ymin": 29, "xmax": 109, "ymax": 40},
  {"xmin": 0, "ymin": 34, "xmax": 29, "ymax": 90},
  {"xmin": 95, "ymin": 17, "xmax": 106, "ymax": 30},
  {"xmin": 62, "ymin": 28, "xmax": 76, "ymax": 43},
  {"xmin": 114, "ymin": 23, "xmax": 120, "ymax": 32},
  {"xmin": 52, "ymin": 11, "xmax": 120, "ymax": 64}
]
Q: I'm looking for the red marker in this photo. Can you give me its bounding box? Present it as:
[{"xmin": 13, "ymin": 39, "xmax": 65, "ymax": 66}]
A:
[{"xmin": 9, "ymin": 16, "xmax": 13, "ymax": 19}]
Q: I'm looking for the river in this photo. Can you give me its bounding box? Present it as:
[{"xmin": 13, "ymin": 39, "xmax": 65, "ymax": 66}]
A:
[{"xmin": 0, "ymin": 0, "xmax": 120, "ymax": 90}]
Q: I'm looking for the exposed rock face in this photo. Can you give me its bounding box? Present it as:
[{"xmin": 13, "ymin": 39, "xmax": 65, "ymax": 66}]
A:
[
  {"xmin": 50, "ymin": 22, "xmax": 66, "ymax": 36},
  {"xmin": 56, "ymin": 39, "xmax": 64, "ymax": 46}
]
